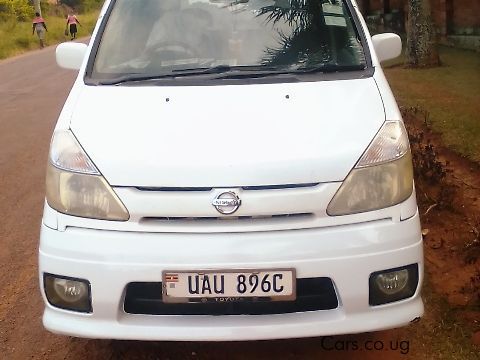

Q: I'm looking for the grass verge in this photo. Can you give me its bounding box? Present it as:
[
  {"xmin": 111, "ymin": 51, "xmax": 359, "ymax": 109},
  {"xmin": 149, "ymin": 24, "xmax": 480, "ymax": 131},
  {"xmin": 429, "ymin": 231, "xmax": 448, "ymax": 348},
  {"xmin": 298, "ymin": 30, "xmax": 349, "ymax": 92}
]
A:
[
  {"xmin": 0, "ymin": 11, "xmax": 100, "ymax": 60},
  {"xmin": 405, "ymin": 275, "xmax": 479, "ymax": 360},
  {"xmin": 384, "ymin": 46, "xmax": 480, "ymax": 163}
]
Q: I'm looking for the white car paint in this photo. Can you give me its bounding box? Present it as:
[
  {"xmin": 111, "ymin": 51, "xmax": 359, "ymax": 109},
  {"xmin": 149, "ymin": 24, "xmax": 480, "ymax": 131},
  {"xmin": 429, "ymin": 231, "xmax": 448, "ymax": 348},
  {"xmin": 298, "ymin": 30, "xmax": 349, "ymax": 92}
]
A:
[{"xmin": 70, "ymin": 79, "xmax": 384, "ymax": 187}]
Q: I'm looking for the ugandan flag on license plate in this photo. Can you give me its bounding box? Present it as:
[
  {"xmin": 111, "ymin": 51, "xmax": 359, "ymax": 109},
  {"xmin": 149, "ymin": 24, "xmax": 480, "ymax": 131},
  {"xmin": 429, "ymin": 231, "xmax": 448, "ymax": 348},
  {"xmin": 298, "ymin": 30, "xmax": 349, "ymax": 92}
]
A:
[{"xmin": 165, "ymin": 273, "xmax": 179, "ymax": 282}]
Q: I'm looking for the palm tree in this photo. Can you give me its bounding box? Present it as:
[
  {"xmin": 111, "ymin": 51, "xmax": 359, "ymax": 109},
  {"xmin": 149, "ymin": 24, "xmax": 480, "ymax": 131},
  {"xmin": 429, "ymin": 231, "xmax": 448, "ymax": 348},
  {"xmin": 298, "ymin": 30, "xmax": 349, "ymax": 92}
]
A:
[{"xmin": 258, "ymin": 0, "xmax": 362, "ymax": 67}]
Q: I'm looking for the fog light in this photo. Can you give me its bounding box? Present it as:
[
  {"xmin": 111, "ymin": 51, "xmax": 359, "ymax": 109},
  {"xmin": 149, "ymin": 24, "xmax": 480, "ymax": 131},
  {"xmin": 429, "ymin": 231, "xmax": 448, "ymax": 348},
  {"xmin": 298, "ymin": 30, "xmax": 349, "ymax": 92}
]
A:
[
  {"xmin": 375, "ymin": 269, "xmax": 409, "ymax": 295},
  {"xmin": 369, "ymin": 264, "xmax": 418, "ymax": 306},
  {"xmin": 44, "ymin": 274, "xmax": 92, "ymax": 313}
]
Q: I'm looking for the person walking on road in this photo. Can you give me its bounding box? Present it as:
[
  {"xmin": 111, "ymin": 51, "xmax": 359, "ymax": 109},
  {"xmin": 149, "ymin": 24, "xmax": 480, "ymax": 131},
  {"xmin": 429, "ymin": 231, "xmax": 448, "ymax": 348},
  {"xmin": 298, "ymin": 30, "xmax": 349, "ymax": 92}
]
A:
[
  {"xmin": 66, "ymin": 13, "xmax": 82, "ymax": 41},
  {"xmin": 32, "ymin": 12, "xmax": 48, "ymax": 48}
]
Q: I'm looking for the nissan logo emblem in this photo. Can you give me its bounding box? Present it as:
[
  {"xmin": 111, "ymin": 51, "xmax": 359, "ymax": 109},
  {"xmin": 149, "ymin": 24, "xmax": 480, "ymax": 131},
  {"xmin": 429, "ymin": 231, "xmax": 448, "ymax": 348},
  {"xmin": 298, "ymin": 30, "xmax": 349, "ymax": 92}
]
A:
[{"xmin": 212, "ymin": 191, "xmax": 242, "ymax": 215}]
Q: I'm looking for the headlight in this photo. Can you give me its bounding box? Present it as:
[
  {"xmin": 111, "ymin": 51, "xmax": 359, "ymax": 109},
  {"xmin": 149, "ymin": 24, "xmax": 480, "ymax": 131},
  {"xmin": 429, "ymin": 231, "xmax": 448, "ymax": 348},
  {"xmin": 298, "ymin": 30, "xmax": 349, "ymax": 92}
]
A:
[
  {"xmin": 327, "ymin": 121, "xmax": 413, "ymax": 216},
  {"xmin": 46, "ymin": 131, "xmax": 129, "ymax": 221}
]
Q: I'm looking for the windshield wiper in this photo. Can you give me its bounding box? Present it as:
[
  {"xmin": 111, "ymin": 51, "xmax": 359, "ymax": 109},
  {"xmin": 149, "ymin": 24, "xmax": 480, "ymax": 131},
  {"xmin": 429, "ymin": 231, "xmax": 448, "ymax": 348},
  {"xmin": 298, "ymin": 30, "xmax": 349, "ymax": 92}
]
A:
[
  {"xmin": 97, "ymin": 63, "xmax": 366, "ymax": 85},
  {"xmin": 214, "ymin": 63, "xmax": 367, "ymax": 79},
  {"xmin": 171, "ymin": 64, "xmax": 279, "ymax": 73},
  {"xmin": 98, "ymin": 65, "xmax": 278, "ymax": 85},
  {"xmin": 292, "ymin": 64, "xmax": 366, "ymax": 74},
  {"xmin": 98, "ymin": 65, "xmax": 283, "ymax": 85}
]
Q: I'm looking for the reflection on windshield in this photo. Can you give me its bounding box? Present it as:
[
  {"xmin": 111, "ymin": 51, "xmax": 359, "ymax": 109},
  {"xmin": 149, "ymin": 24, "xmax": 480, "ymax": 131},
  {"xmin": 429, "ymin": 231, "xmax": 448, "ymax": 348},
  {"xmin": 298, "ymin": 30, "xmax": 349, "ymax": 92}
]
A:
[{"xmin": 92, "ymin": 0, "xmax": 366, "ymax": 80}]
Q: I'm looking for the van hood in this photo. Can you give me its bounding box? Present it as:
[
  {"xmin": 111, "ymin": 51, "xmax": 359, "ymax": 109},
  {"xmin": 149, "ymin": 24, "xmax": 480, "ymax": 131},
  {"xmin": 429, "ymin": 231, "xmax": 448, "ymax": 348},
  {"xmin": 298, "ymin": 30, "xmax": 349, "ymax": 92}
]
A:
[{"xmin": 70, "ymin": 79, "xmax": 385, "ymax": 187}]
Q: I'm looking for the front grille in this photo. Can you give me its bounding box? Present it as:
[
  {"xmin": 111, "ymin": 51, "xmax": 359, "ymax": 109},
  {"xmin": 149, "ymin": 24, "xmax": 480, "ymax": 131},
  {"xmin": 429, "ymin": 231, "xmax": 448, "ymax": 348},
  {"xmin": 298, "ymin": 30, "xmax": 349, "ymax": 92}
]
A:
[
  {"xmin": 135, "ymin": 183, "xmax": 319, "ymax": 192},
  {"xmin": 124, "ymin": 278, "xmax": 338, "ymax": 315},
  {"xmin": 141, "ymin": 213, "xmax": 313, "ymax": 223}
]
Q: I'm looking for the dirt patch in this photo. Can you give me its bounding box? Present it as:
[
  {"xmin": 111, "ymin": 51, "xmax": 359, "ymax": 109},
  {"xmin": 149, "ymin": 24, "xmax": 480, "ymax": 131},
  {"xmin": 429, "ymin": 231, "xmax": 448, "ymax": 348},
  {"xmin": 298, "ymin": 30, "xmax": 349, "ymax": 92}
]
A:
[{"xmin": 403, "ymin": 106, "xmax": 480, "ymax": 335}]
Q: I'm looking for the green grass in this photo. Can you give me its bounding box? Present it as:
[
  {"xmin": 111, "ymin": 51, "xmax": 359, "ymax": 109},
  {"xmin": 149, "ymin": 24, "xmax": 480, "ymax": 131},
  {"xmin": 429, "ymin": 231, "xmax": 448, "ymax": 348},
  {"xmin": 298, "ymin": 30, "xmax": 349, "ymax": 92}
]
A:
[
  {"xmin": 403, "ymin": 275, "xmax": 479, "ymax": 360},
  {"xmin": 384, "ymin": 46, "xmax": 480, "ymax": 162},
  {"xmin": 0, "ymin": 10, "xmax": 100, "ymax": 60}
]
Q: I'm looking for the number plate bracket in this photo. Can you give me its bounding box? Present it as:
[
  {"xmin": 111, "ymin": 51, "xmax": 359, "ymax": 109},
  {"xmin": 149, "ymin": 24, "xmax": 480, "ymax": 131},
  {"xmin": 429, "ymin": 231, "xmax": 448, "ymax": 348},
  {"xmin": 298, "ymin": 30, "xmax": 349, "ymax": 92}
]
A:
[{"xmin": 162, "ymin": 268, "xmax": 296, "ymax": 303}]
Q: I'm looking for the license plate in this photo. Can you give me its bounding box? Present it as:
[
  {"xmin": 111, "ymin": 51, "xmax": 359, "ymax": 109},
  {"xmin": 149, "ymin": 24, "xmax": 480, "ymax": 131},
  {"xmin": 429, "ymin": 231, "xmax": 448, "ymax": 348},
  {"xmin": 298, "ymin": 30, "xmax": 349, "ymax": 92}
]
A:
[{"xmin": 162, "ymin": 269, "xmax": 296, "ymax": 303}]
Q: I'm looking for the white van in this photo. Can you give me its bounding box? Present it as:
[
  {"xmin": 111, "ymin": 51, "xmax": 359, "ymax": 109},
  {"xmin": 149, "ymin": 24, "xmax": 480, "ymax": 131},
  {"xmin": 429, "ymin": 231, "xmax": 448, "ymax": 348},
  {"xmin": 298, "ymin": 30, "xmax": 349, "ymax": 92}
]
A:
[{"xmin": 40, "ymin": 0, "xmax": 423, "ymax": 340}]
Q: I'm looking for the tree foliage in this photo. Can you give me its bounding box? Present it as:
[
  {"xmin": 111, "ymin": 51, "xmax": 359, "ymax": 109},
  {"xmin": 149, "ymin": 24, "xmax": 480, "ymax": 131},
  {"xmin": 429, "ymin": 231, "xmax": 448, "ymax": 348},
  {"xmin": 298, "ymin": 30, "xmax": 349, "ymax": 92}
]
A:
[
  {"xmin": 0, "ymin": 0, "xmax": 34, "ymax": 21},
  {"xmin": 59, "ymin": 0, "xmax": 103, "ymax": 12},
  {"xmin": 258, "ymin": 0, "xmax": 360, "ymax": 67},
  {"xmin": 0, "ymin": 0, "xmax": 103, "ymax": 21}
]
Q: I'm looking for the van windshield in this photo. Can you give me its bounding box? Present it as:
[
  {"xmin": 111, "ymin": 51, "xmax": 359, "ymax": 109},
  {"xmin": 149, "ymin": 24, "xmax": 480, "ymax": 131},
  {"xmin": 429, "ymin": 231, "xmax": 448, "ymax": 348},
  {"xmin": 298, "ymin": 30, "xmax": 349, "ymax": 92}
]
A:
[{"xmin": 90, "ymin": 0, "xmax": 367, "ymax": 82}]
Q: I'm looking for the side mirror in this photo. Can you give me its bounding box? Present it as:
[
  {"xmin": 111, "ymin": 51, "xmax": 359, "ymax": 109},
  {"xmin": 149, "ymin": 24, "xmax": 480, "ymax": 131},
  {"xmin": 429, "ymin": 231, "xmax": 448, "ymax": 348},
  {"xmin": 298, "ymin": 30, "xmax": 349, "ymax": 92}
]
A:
[
  {"xmin": 371, "ymin": 33, "xmax": 402, "ymax": 62},
  {"xmin": 56, "ymin": 42, "xmax": 88, "ymax": 70}
]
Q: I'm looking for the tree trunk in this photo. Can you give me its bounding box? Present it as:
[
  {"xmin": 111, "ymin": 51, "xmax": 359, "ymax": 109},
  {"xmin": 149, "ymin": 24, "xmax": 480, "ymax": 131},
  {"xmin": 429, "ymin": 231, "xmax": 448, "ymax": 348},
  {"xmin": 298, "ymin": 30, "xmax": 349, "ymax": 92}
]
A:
[
  {"xmin": 406, "ymin": 0, "xmax": 440, "ymax": 67},
  {"xmin": 34, "ymin": 0, "xmax": 42, "ymax": 16}
]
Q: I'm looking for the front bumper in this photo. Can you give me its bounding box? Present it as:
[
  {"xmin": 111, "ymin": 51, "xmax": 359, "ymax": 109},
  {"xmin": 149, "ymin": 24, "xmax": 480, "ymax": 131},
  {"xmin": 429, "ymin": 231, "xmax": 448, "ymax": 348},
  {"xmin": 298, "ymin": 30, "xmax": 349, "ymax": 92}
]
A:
[{"xmin": 39, "ymin": 212, "xmax": 424, "ymax": 341}]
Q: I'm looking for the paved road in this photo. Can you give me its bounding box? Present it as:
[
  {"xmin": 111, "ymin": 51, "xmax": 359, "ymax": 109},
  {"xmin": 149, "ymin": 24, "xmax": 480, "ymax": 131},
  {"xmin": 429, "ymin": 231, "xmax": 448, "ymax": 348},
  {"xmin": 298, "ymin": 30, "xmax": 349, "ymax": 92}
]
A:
[
  {"xmin": 0, "ymin": 46, "xmax": 413, "ymax": 360},
  {"xmin": 0, "ymin": 45, "xmax": 78, "ymax": 359}
]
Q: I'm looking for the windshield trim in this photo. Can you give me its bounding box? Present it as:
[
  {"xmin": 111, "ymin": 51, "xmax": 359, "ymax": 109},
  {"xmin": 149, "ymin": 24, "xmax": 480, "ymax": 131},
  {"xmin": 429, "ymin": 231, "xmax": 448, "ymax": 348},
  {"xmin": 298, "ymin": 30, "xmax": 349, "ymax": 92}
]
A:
[
  {"xmin": 84, "ymin": 0, "xmax": 118, "ymax": 82},
  {"xmin": 345, "ymin": 0, "xmax": 372, "ymax": 68},
  {"xmin": 96, "ymin": 64, "xmax": 368, "ymax": 86},
  {"xmin": 95, "ymin": 68, "xmax": 376, "ymax": 87},
  {"xmin": 84, "ymin": 0, "xmax": 373, "ymax": 86}
]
